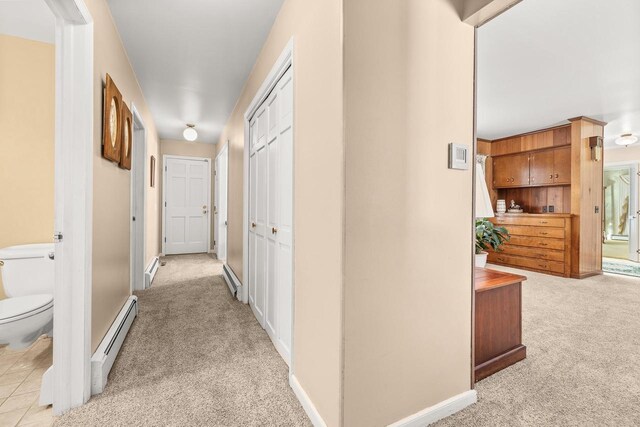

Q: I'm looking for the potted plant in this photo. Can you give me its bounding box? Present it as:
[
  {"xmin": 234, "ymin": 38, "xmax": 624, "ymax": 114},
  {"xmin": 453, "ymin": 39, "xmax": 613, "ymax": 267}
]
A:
[{"xmin": 475, "ymin": 218, "xmax": 510, "ymax": 268}]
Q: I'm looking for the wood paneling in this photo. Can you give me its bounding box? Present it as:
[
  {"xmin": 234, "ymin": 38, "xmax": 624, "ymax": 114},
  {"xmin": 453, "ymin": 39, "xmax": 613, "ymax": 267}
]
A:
[
  {"xmin": 522, "ymin": 130, "xmax": 553, "ymax": 151},
  {"xmin": 498, "ymin": 185, "xmax": 570, "ymax": 214},
  {"xmin": 553, "ymin": 126, "xmax": 571, "ymax": 146},
  {"xmin": 477, "ymin": 139, "xmax": 492, "ymax": 156},
  {"xmin": 492, "ymin": 136, "xmax": 521, "ymax": 156},
  {"xmin": 569, "ymin": 118, "xmax": 604, "ymax": 278}
]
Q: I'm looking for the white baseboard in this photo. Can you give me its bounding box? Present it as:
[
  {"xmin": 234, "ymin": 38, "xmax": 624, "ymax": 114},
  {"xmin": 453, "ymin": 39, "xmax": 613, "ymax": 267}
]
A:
[
  {"xmin": 222, "ymin": 263, "xmax": 242, "ymax": 299},
  {"xmin": 387, "ymin": 390, "xmax": 477, "ymax": 427},
  {"xmin": 144, "ymin": 256, "xmax": 160, "ymax": 289},
  {"xmin": 91, "ymin": 296, "xmax": 138, "ymax": 395},
  {"xmin": 290, "ymin": 374, "xmax": 327, "ymax": 427}
]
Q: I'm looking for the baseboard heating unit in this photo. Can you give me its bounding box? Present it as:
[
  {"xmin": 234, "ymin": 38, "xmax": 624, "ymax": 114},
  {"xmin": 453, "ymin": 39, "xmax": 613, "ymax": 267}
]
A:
[
  {"xmin": 145, "ymin": 256, "xmax": 160, "ymax": 288},
  {"xmin": 91, "ymin": 296, "xmax": 138, "ymax": 395},
  {"xmin": 223, "ymin": 264, "xmax": 241, "ymax": 298}
]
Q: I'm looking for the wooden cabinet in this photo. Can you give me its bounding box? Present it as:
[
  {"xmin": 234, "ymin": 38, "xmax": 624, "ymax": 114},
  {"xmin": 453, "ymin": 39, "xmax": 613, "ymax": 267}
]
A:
[
  {"xmin": 488, "ymin": 214, "xmax": 572, "ymax": 277},
  {"xmin": 475, "ymin": 268, "xmax": 526, "ymax": 381},
  {"xmin": 493, "ymin": 146, "xmax": 571, "ymax": 189},
  {"xmin": 529, "ymin": 150, "xmax": 554, "ymax": 186},
  {"xmin": 553, "ymin": 146, "xmax": 571, "ymax": 184},
  {"xmin": 492, "ymin": 153, "xmax": 529, "ymax": 187}
]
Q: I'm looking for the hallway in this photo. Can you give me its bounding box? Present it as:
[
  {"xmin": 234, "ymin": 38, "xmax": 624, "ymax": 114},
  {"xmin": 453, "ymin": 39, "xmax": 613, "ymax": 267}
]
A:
[{"xmin": 55, "ymin": 255, "xmax": 310, "ymax": 426}]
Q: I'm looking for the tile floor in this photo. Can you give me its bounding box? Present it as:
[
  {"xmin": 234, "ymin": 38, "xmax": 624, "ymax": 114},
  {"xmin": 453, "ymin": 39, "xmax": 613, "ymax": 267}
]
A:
[{"xmin": 0, "ymin": 337, "xmax": 52, "ymax": 427}]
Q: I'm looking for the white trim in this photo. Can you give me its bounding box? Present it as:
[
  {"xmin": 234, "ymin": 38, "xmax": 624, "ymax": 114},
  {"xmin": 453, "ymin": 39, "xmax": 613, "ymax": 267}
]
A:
[
  {"xmin": 289, "ymin": 374, "xmax": 327, "ymax": 427},
  {"xmin": 45, "ymin": 0, "xmax": 94, "ymax": 415},
  {"xmin": 222, "ymin": 263, "xmax": 242, "ymax": 299},
  {"xmin": 90, "ymin": 296, "xmax": 138, "ymax": 395},
  {"xmin": 130, "ymin": 103, "xmax": 147, "ymax": 292},
  {"xmin": 387, "ymin": 390, "xmax": 477, "ymax": 427},
  {"xmin": 162, "ymin": 154, "xmax": 212, "ymax": 255}
]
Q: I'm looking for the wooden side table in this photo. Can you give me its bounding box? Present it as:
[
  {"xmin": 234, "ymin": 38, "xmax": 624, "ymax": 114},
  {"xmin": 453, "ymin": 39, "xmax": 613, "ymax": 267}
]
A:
[{"xmin": 474, "ymin": 267, "xmax": 527, "ymax": 381}]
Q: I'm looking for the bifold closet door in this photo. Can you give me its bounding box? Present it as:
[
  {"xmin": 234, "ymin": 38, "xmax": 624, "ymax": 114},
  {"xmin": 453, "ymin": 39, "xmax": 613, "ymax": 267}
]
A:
[{"xmin": 248, "ymin": 66, "xmax": 293, "ymax": 366}]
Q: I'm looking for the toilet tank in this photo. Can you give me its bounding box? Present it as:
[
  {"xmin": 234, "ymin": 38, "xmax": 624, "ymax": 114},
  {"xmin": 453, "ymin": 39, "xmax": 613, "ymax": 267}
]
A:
[{"xmin": 0, "ymin": 243, "xmax": 55, "ymax": 297}]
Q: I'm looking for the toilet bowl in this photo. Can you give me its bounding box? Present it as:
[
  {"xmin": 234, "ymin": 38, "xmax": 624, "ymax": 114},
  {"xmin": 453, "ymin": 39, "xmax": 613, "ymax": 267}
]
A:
[{"xmin": 0, "ymin": 243, "xmax": 54, "ymax": 349}]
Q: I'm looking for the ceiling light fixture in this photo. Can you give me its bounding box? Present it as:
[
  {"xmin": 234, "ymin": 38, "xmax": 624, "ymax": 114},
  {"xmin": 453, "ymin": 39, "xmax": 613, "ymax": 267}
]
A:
[
  {"xmin": 615, "ymin": 133, "xmax": 638, "ymax": 146},
  {"xmin": 183, "ymin": 124, "xmax": 198, "ymax": 142}
]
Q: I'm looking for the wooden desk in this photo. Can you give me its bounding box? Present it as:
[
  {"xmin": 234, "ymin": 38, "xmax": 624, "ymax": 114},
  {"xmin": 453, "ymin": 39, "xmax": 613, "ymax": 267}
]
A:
[{"xmin": 474, "ymin": 267, "xmax": 527, "ymax": 381}]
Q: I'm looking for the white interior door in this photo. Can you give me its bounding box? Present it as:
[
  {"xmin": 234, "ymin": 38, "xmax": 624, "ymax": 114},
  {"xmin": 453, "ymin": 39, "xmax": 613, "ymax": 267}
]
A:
[
  {"xmin": 164, "ymin": 156, "xmax": 210, "ymax": 255},
  {"xmin": 215, "ymin": 146, "xmax": 229, "ymax": 261},
  {"xmin": 248, "ymin": 66, "xmax": 293, "ymax": 366}
]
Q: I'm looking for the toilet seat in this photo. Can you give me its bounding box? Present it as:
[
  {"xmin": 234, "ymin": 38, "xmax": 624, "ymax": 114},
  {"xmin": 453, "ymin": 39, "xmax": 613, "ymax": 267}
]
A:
[{"xmin": 0, "ymin": 294, "xmax": 53, "ymax": 325}]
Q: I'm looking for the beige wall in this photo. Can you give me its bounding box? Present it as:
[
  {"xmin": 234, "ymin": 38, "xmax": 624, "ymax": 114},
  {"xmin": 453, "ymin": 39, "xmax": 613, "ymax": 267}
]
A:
[
  {"xmin": 606, "ymin": 146, "xmax": 640, "ymax": 164},
  {"xmin": 88, "ymin": 0, "xmax": 161, "ymax": 352},
  {"xmin": 216, "ymin": 0, "xmax": 344, "ymax": 424},
  {"xmin": 0, "ymin": 35, "xmax": 55, "ymax": 301},
  {"xmin": 343, "ymin": 0, "xmax": 475, "ymax": 425},
  {"xmin": 160, "ymin": 139, "xmax": 217, "ymax": 251}
]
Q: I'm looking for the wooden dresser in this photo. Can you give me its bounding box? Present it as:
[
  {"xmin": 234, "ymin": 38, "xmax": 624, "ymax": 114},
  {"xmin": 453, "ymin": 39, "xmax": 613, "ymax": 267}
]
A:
[{"xmin": 488, "ymin": 213, "xmax": 572, "ymax": 277}]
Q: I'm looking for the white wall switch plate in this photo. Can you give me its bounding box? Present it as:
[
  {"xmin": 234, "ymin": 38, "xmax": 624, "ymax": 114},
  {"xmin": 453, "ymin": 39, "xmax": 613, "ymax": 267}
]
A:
[{"xmin": 448, "ymin": 143, "xmax": 470, "ymax": 170}]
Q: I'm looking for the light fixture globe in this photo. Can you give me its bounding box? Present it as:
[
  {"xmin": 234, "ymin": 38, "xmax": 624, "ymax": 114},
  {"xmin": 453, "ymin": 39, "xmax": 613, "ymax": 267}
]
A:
[
  {"xmin": 615, "ymin": 133, "xmax": 638, "ymax": 146},
  {"xmin": 183, "ymin": 124, "xmax": 198, "ymax": 142}
]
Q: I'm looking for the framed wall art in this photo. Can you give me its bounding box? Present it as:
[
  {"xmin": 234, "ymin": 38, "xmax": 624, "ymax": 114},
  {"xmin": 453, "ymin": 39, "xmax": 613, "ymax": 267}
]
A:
[
  {"xmin": 119, "ymin": 102, "xmax": 133, "ymax": 170},
  {"xmin": 102, "ymin": 74, "xmax": 123, "ymax": 162}
]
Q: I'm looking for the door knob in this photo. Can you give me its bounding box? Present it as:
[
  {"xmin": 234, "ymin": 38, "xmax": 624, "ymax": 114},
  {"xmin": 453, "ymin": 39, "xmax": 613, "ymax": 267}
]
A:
[
  {"xmin": 555, "ymin": 174, "xmax": 559, "ymax": 179},
  {"xmin": 549, "ymin": 174, "xmax": 553, "ymax": 179},
  {"xmin": 251, "ymin": 222, "xmax": 256, "ymax": 228},
  {"xmin": 272, "ymin": 227, "xmax": 278, "ymax": 234}
]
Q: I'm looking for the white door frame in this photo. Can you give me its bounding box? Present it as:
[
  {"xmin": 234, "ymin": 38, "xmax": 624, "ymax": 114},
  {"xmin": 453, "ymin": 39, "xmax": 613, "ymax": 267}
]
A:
[
  {"xmin": 243, "ymin": 38, "xmax": 295, "ymax": 370},
  {"xmin": 162, "ymin": 154, "xmax": 212, "ymax": 255},
  {"xmin": 130, "ymin": 104, "xmax": 147, "ymax": 291},
  {"xmin": 215, "ymin": 143, "xmax": 229, "ymax": 261},
  {"xmin": 45, "ymin": 0, "xmax": 94, "ymax": 415}
]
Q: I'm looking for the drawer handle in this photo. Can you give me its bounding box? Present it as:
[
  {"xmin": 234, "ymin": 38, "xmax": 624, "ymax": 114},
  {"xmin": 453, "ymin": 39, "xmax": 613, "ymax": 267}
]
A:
[
  {"xmin": 540, "ymin": 221, "xmax": 548, "ymax": 224},
  {"xmin": 539, "ymin": 232, "xmax": 548, "ymax": 235},
  {"xmin": 539, "ymin": 243, "xmax": 548, "ymax": 246},
  {"xmin": 538, "ymin": 264, "xmax": 548, "ymax": 269},
  {"xmin": 538, "ymin": 254, "xmax": 548, "ymax": 258},
  {"xmin": 497, "ymin": 257, "xmax": 506, "ymax": 262}
]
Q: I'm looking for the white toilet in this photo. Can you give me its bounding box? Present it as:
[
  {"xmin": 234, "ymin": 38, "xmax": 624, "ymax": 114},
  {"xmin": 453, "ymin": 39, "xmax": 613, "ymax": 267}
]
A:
[{"xmin": 0, "ymin": 243, "xmax": 54, "ymax": 349}]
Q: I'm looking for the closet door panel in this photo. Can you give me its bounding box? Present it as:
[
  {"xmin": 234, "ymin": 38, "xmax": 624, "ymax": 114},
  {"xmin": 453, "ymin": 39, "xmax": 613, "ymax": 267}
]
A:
[
  {"xmin": 276, "ymin": 68, "xmax": 293, "ymax": 359},
  {"xmin": 265, "ymin": 92, "xmax": 279, "ymax": 339}
]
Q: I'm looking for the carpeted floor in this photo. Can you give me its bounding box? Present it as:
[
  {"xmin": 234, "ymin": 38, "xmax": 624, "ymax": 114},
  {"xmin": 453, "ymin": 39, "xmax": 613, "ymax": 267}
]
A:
[
  {"xmin": 435, "ymin": 265, "xmax": 640, "ymax": 427},
  {"xmin": 54, "ymin": 254, "xmax": 311, "ymax": 427}
]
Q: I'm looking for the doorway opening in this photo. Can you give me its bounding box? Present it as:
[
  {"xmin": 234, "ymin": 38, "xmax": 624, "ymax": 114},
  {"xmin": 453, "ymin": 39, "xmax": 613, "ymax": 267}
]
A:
[
  {"xmin": 602, "ymin": 163, "xmax": 640, "ymax": 276},
  {"xmin": 130, "ymin": 104, "xmax": 147, "ymax": 291},
  {"xmin": 214, "ymin": 144, "xmax": 229, "ymax": 262}
]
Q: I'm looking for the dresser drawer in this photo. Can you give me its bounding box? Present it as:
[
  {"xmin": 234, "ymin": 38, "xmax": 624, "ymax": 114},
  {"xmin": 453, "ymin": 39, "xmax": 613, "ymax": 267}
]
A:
[
  {"xmin": 493, "ymin": 216, "xmax": 566, "ymax": 228},
  {"xmin": 488, "ymin": 253, "xmax": 565, "ymax": 274},
  {"xmin": 507, "ymin": 236, "xmax": 565, "ymax": 250},
  {"xmin": 495, "ymin": 245, "xmax": 565, "ymax": 262},
  {"xmin": 502, "ymin": 225, "xmax": 565, "ymax": 239}
]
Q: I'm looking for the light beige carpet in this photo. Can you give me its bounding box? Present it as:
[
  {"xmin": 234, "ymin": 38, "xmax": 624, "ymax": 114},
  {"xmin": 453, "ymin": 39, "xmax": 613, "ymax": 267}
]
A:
[
  {"xmin": 55, "ymin": 254, "xmax": 311, "ymax": 427},
  {"xmin": 435, "ymin": 265, "xmax": 640, "ymax": 427}
]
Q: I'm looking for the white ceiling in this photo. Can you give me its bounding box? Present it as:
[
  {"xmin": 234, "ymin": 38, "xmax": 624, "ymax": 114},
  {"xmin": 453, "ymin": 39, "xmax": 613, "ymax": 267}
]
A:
[
  {"xmin": 107, "ymin": 0, "xmax": 285, "ymax": 144},
  {"xmin": 477, "ymin": 0, "xmax": 640, "ymax": 147},
  {"xmin": 0, "ymin": 0, "xmax": 54, "ymax": 44}
]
